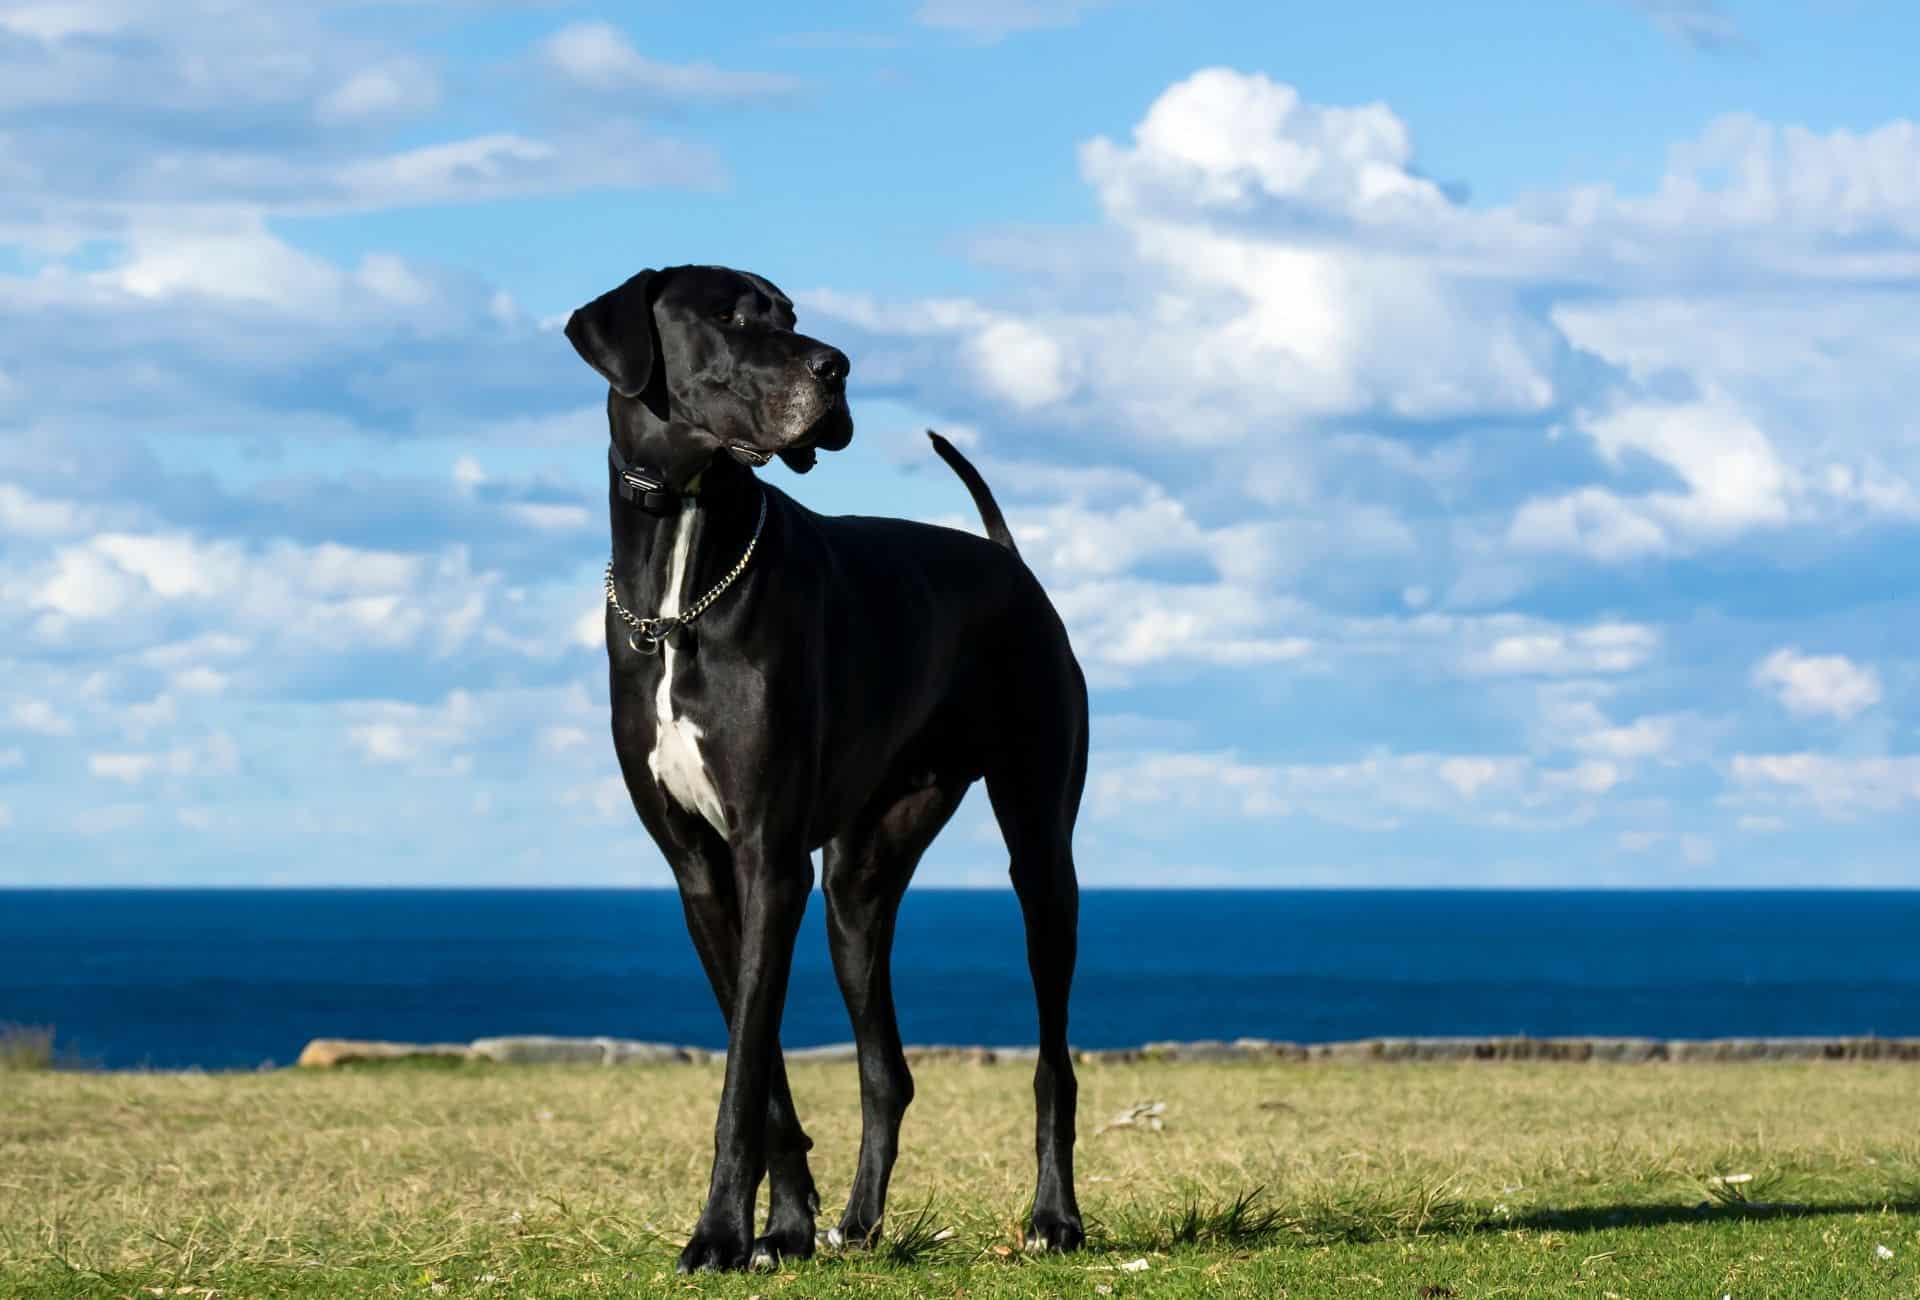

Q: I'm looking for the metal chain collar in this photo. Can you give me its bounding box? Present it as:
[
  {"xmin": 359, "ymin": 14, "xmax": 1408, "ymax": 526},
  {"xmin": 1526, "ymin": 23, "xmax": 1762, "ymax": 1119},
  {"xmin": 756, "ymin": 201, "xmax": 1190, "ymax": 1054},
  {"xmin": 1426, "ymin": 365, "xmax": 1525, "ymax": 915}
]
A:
[{"xmin": 604, "ymin": 488, "xmax": 768, "ymax": 655}]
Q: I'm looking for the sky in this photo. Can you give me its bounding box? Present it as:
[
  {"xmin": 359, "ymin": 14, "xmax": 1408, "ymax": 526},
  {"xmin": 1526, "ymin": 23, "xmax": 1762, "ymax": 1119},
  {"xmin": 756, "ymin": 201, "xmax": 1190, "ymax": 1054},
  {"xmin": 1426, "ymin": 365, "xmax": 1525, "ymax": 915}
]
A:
[{"xmin": 3, "ymin": 0, "xmax": 1918, "ymax": 888}]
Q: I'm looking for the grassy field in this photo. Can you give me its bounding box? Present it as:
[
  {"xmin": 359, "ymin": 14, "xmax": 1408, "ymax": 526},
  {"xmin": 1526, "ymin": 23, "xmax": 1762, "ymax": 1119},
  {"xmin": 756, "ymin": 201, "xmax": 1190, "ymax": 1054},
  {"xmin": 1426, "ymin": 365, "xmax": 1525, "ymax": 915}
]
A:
[{"xmin": 3, "ymin": 1059, "xmax": 1917, "ymax": 1298}]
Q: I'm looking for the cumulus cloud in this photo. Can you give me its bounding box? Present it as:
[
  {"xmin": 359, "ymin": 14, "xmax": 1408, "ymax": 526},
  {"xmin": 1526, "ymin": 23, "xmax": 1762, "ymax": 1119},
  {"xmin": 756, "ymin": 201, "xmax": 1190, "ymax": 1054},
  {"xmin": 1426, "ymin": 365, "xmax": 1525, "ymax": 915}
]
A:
[
  {"xmin": 14, "ymin": 529, "xmax": 541, "ymax": 675},
  {"xmin": 1731, "ymin": 753, "xmax": 1920, "ymax": 818},
  {"xmin": 538, "ymin": 22, "xmax": 803, "ymax": 102},
  {"xmin": 1460, "ymin": 622, "xmax": 1659, "ymax": 677},
  {"xmin": 346, "ymin": 690, "xmax": 478, "ymax": 766},
  {"xmin": 0, "ymin": 482, "xmax": 87, "ymax": 537},
  {"xmin": 1752, "ymin": 648, "xmax": 1883, "ymax": 720},
  {"xmin": 1508, "ymin": 392, "xmax": 1792, "ymax": 560},
  {"xmin": 820, "ymin": 72, "xmax": 1920, "ymax": 576}
]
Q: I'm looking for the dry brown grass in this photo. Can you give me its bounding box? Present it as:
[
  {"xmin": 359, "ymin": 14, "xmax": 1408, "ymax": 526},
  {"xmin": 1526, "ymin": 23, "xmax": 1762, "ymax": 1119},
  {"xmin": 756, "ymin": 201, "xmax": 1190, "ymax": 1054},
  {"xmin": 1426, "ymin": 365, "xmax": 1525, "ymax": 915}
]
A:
[{"xmin": 4, "ymin": 1058, "xmax": 1918, "ymax": 1284}]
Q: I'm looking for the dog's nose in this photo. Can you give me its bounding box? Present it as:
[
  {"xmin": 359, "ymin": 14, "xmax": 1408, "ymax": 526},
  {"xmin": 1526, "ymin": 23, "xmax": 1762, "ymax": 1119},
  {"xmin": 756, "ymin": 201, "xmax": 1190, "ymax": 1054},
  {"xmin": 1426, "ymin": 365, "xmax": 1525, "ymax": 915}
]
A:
[{"xmin": 806, "ymin": 346, "xmax": 850, "ymax": 387}]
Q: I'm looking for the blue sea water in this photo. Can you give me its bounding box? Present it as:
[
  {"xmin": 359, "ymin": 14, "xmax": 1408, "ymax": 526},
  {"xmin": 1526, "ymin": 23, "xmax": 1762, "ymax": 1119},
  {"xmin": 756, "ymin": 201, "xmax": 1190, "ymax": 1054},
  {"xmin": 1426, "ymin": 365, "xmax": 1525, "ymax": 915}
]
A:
[{"xmin": 1, "ymin": 890, "xmax": 1916, "ymax": 1070}]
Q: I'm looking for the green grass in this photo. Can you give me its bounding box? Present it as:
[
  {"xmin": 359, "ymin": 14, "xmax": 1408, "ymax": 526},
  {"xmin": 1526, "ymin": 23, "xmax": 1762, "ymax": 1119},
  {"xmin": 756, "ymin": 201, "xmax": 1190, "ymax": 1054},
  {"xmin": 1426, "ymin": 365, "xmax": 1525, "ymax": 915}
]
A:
[{"xmin": 2, "ymin": 1059, "xmax": 1917, "ymax": 1297}]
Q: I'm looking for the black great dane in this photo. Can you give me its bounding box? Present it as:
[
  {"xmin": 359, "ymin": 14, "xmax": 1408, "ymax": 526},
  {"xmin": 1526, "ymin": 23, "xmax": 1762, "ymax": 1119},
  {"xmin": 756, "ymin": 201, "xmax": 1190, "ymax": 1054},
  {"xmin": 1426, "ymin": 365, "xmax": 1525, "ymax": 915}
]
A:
[{"xmin": 566, "ymin": 265, "xmax": 1088, "ymax": 1272}]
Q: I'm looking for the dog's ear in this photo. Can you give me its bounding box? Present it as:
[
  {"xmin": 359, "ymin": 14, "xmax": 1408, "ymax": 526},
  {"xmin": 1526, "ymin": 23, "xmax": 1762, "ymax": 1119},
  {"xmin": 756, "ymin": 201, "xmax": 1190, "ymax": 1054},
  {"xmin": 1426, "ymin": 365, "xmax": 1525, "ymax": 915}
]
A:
[{"xmin": 565, "ymin": 269, "xmax": 659, "ymax": 399}]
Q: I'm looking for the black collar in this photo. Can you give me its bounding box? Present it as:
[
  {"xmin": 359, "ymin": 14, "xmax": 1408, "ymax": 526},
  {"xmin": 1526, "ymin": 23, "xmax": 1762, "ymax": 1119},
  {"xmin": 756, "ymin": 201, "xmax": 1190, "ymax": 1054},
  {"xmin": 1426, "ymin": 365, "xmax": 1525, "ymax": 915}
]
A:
[{"xmin": 609, "ymin": 442, "xmax": 684, "ymax": 514}]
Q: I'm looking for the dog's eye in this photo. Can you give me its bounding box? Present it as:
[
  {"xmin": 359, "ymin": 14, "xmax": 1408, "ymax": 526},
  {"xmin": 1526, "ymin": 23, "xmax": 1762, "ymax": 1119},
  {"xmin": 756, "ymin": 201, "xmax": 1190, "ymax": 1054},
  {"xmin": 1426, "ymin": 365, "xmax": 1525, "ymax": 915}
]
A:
[{"xmin": 715, "ymin": 311, "xmax": 746, "ymax": 328}]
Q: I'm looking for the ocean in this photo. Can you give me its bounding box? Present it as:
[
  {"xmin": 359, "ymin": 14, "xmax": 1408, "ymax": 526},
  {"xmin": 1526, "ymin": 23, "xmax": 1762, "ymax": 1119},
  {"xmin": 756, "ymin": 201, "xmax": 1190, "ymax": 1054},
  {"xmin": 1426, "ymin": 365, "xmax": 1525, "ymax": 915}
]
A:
[{"xmin": 2, "ymin": 889, "xmax": 1916, "ymax": 1070}]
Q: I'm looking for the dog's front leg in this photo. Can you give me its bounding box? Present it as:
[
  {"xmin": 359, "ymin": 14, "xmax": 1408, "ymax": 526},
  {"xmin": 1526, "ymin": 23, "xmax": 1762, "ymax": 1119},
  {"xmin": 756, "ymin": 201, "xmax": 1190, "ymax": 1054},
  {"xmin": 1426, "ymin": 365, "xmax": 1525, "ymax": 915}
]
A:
[{"xmin": 678, "ymin": 847, "xmax": 813, "ymax": 1274}]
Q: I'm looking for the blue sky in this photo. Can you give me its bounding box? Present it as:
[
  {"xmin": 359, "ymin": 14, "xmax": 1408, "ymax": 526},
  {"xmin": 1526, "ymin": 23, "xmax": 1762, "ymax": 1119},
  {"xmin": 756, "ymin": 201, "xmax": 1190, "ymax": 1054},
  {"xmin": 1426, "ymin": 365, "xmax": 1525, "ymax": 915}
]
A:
[{"xmin": 3, "ymin": 0, "xmax": 1918, "ymax": 887}]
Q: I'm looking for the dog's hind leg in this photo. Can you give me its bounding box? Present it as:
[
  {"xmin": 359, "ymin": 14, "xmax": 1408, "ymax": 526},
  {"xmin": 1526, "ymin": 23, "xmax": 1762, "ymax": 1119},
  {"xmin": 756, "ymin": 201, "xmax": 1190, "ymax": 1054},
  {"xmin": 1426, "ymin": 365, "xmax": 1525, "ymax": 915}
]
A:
[
  {"xmin": 664, "ymin": 829, "xmax": 819, "ymax": 1267},
  {"xmin": 984, "ymin": 681, "xmax": 1088, "ymax": 1253},
  {"xmin": 820, "ymin": 779, "xmax": 968, "ymax": 1249}
]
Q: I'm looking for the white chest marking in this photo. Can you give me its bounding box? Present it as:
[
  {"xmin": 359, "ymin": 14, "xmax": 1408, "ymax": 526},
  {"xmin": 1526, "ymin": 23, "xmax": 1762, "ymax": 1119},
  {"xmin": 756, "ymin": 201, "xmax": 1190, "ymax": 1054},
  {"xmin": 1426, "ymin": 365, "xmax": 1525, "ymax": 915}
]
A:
[{"xmin": 647, "ymin": 504, "xmax": 730, "ymax": 836}]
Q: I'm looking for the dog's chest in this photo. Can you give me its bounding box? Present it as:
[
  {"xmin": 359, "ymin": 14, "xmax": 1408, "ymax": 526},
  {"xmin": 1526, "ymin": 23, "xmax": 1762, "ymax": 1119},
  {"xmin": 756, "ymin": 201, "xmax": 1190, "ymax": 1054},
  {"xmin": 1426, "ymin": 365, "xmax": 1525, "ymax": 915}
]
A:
[{"xmin": 644, "ymin": 505, "xmax": 730, "ymax": 836}]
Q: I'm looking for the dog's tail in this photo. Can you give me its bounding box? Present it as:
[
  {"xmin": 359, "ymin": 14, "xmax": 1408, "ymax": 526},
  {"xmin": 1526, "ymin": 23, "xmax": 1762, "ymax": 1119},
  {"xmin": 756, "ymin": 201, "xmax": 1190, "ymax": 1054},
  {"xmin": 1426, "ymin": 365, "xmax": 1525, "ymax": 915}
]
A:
[{"xmin": 928, "ymin": 430, "xmax": 1018, "ymax": 554}]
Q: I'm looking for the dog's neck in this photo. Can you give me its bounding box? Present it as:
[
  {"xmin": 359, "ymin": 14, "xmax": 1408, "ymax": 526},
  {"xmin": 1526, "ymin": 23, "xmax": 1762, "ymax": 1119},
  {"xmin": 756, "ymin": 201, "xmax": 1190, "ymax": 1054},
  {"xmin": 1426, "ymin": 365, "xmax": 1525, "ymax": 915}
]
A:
[{"xmin": 608, "ymin": 430, "xmax": 762, "ymax": 618}]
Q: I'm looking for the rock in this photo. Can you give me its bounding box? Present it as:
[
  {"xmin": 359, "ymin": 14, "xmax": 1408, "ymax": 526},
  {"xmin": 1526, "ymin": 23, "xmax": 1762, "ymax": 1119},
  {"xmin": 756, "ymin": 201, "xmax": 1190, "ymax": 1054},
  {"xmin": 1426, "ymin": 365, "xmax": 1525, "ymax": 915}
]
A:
[
  {"xmin": 296, "ymin": 1039, "xmax": 472, "ymax": 1069},
  {"xmin": 602, "ymin": 1039, "xmax": 702, "ymax": 1065},
  {"xmin": 902, "ymin": 1044, "xmax": 1007, "ymax": 1064},
  {"xmin": 1548, "ymin": 1037, "xmax": 1665, "ymax": 1063},
  {"xmin": 469, "ymin": 1036, "xmax": 607, "ymax": 1065},
  {"xmin": 787, "ymin": 1043, "xmax": 859, "ymax": 1064},
  {"xmin": 468, "ymin": 1035, "xmax": 698, "ymax": 1065},
  {"xmin": 1169, "ymin": 1039, "xmax": 1248, "ymax": 1062}
]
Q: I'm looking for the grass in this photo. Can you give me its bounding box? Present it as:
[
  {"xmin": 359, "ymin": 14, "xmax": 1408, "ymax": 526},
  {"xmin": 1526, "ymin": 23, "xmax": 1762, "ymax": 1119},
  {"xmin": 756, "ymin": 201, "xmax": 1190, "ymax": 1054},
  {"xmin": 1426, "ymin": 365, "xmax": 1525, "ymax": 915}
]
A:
[
  {"xmin": 0, "ymin": 1024, "xmax": 55, "ymax": 1072},
  {"xmin": 2, "ymin": 1059, "xmax": 1917, "ymax": 1297}
]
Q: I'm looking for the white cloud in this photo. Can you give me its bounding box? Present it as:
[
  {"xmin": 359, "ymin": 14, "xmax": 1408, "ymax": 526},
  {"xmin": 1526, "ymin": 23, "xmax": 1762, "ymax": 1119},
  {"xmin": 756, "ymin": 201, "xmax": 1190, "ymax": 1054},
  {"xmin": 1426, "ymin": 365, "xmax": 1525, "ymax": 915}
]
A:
[
  {"xmin": 345, "ymin": 690, "xmax": 477, "ymax": 766},
  {"xmin": 1508, "ymin": 392, "xmax": 1791, "ymax": 560},
  {"xmin": 1614, "ymin": 828, "xmax": 1717, "ymax": 863},
  {"xmin": 538, "ymin": 726, "xmax": 592, "ymax": 755},
  {"xmin": 8, "ymin": 698, "xmax": 73, "ymax": 736},
  {"xmin": 1535, "ymin": 689, "xmax": 1680, "ymax": 762},
  {"xmin": 1437, "ymin": 756, "xmax": 1504, "ymax": 798},
  {"xmin": 1752, "ymin": 648, "xmax": 1882, "ymax": 720},
  {"xmin": 506, "ymin": 503, "xmax": 592, "ymax": 532},
  {"xmin": 171, "ymin": 667, "xmax": 229, "ymax": 695},
  {"xmin": 1576, "ymin": 716, "xmax": 1677, "ymax": 761},
  {"xmin": 1051, "ymin": 579, "xmax": 1311, "ymax": 683},
  {"xmin": 0, "ymin": 3, "xmax": 128, "ymax": 42},
  {"xmin": 538, "ymin": 22, "xmax": 803, "ymax": 101},
  {"xmin": 328, "ymin": 131, "xmax": 720, "ymax": 212},
  {"xmin": 1731, "ymin": 753, "xmax": 1920, "ymax": 818},
  {"xmin": 574, "ymin": 606, "xmax": 605, "ymax": 651},
  {"xmin": 26, "ymin": 531, "xmax": 503, "ymax": 659},
  {"xmin": 0, "ymin": 482, "xmax": 87, "ymax": 536},
  {"xmin": 1092, "ymin": 748, "xmax": 1607, "ymax": 832},
  {"xmin": 825, "ymin": 76, "xmax": 1920, "ymax": 605},
  {"xmin": 915, "ymin": 0, "xmax": 1108, "ymax": 39},
  {"xmin": 1462, "ymin": 622, "xmax": 1659, "ymax": 677},
  {"xmin": 314, "ymin": 60, "xmax": 439, "ymax": 125},
  {"xmin": 87, "ymin": 732, "xmax": 236, "ymax": 783},
  {"xmin": 1543, "ymin": 760, "xmax": 1622, "ymax": 795},
  {"xmin": 72, "ymin": 803, "xmax": 145, "ymax": 835},
  {"xmin": 967, "ymin": 320, "xmax": 1075, "ymax": 408},
  {"xmin": 1626, "ymin": 1, "xmax": 1743, "ymax": 51},
  {"xmin": 562, "ymin": 775, "xmax": 633, "ymax": 822},
  {"xmin": 89, "ymin": 752, "xmax": 157, "ymax": 783},
  {"xmin": 1083, "ymin": 69, "xmax": 1449, "ymax": 222}
]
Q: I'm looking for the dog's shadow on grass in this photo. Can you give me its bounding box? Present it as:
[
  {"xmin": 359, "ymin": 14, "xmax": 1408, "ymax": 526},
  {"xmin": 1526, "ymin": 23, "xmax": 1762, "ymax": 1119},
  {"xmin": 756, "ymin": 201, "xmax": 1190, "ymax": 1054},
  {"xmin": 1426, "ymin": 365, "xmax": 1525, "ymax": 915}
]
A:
[
  {"xmin": 1495, "ymin": 1200, "xmax": 1920, "ymax": 1235},
  {"xmin": 1089, "ymin": 1185, "xmax": 1920, "ymax": 1255}
]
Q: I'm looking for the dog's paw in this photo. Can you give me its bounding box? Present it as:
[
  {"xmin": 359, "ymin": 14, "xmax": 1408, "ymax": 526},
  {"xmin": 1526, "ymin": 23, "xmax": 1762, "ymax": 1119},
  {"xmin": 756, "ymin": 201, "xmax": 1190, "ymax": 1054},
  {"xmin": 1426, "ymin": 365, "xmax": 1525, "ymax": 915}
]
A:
[
  {"xmin": 750, "ymin": 1218, "xmax": 816, "ymax": 1269},
  {"xmin": 677, "ymin": 1222, "xmax": 752, "ymax": 1274},
  {"xmin": 821, "ymin": 1219, "xmax": 881, "ymax": 1252},
  {"xmin": 1024, "ymin": 1209, "xmax": 1085, "ymax": 1253}
]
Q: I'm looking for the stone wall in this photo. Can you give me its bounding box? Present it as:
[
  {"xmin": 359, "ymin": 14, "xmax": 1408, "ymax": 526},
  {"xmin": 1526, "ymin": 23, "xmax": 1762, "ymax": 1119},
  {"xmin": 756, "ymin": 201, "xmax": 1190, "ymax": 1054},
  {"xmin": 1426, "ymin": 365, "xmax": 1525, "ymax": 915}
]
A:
[{"xmin": 295, "ymin": 1033, "xmax": 1920, "ymax": 1068}]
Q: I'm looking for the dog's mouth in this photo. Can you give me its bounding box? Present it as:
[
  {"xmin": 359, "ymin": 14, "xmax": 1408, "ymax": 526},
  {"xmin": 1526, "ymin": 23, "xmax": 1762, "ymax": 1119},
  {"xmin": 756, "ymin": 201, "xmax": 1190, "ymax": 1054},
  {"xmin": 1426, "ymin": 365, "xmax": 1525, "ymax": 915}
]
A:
[{"xmin": 726, "ymin": 401, "xmax": 848, "ymax": 475}]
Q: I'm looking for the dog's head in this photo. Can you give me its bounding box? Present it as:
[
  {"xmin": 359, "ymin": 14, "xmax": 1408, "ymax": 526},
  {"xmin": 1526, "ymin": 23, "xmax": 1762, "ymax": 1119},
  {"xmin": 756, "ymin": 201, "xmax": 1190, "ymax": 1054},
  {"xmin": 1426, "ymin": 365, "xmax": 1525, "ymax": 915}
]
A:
[{"xmin": 566, "ymin": 264, "xmax": 853, "ymax": 475}]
